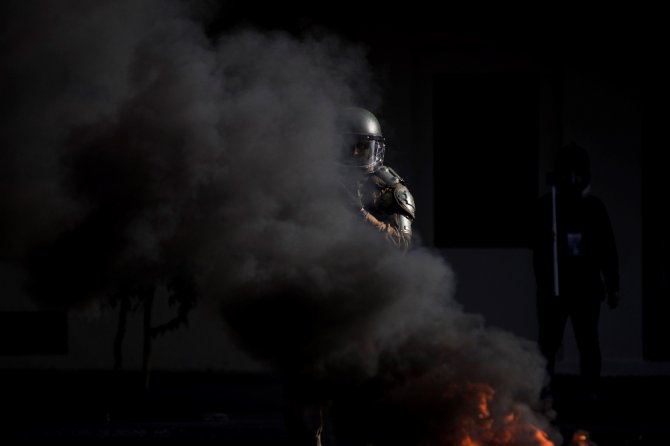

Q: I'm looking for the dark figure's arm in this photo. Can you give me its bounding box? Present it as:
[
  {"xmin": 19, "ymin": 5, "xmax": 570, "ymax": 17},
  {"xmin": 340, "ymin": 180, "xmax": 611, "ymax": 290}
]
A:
[
  {"xmin": 531, "ymin": 195, "xmax": 552, "ymax": 296},
  {"xmin": 593, "ymin": 198, "xmax": 620, "ymax": 307}
]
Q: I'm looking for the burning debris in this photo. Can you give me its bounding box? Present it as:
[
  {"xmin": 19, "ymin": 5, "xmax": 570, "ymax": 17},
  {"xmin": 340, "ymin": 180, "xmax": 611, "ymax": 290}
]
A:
[
  {"xmin": 451, "ymin": 383, "xmax": 554, "ymax": 446},
  {"xmin": 2, "ymin": 1, "xmax": 561, "ymax": 445}
]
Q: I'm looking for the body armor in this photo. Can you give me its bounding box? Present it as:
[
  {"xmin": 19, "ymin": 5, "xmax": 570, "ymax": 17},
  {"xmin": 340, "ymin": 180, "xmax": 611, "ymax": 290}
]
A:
[{"xmin": 357, "ymin": 165, "xmax": 415, "ymax": 249}]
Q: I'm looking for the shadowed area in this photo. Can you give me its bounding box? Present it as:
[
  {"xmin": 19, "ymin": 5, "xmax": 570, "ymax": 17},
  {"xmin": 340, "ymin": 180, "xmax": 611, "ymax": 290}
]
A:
[{"xmin": 1, "ymin": 371, "xmax": 667, "ymax": 445}]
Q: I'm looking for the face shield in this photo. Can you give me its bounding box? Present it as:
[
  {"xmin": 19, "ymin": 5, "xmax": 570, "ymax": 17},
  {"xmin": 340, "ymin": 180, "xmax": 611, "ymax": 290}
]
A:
[{"xmin": 342, "ymin": 134, "xmax": 386, "ymax": 171}]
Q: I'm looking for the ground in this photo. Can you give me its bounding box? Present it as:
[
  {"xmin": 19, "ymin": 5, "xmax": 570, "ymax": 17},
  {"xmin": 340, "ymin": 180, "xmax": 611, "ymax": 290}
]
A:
[{"xmin": 1, "ymin": 370, "xmax": 666, "ymax": 445}]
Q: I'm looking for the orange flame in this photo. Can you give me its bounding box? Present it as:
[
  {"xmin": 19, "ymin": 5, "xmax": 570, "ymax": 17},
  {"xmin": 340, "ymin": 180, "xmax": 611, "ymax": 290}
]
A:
[
  {"xmin": 455, "ymin": 383, "xmax": 555, "ymax": 446},
  {"xmin": 460, "ymin": 437, "xmax": 482, "ymax": 446},
  {"xmin": 570, "ymin": 430, "xmax": 596, "ymax": 446},
  {"xmin": 473, "ymin": 383, "xmax": 493, "ymax": 419},
  {"xmin": 533, "ymin": 427, "xmax": 554, "ymax": 446}
]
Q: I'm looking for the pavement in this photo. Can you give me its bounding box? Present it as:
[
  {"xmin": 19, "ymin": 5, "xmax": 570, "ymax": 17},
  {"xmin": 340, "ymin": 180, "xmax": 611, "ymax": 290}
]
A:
[{"xmin": 1, "ymin": 370, "xmax": 667, "ymax": 445}]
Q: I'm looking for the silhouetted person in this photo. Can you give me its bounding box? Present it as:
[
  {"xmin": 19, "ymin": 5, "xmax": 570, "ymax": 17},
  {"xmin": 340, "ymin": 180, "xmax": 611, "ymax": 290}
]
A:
[{"xmin": 532, "ymin": 143, "xmax": 620, "ymax": 399}]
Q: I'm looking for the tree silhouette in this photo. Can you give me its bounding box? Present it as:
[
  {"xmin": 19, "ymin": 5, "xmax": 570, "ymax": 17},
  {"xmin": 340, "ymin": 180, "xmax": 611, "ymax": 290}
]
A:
[{"xmin": 110, "ymin": 269, "xmax": 197, "ymax": 389}]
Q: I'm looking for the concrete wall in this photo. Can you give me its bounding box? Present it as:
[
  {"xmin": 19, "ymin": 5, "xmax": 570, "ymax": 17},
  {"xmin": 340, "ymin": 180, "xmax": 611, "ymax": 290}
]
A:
[{"xmin": 383, "ymin": 32, "xmax": 665, "ymax": 375}]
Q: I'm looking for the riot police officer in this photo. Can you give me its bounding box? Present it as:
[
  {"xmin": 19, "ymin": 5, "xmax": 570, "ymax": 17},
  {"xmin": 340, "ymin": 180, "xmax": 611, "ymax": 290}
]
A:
[
  {"xmin": 283, "ymin": 108, "xmax": 417, "ymax": 446},
  {"xmin": 339, "ymin": 106, "xmax": 416, "ymax": 249}
]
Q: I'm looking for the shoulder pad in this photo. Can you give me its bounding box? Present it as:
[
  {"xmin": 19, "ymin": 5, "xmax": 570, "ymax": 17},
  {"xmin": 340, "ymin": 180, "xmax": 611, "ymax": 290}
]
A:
[
  {"xmin": 393, "ymin": 184, "xmax": 416, "ymax": 220},
  {"xmin": 373, "ymin": 165, "xmax": 403, "ymax": 187}
]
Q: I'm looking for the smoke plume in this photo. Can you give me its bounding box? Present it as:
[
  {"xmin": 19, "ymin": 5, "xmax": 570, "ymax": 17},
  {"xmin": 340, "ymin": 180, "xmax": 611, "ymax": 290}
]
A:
[{"xmin": 1, "ymin": 1, "xmax": 557, "ymax": 444}]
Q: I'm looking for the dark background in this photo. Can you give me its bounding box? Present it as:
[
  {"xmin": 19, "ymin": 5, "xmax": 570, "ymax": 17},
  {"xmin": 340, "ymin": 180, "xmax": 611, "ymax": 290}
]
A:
[{"xmin": 1, "ymin": 3, "xmax": 667, "ymax": 444}]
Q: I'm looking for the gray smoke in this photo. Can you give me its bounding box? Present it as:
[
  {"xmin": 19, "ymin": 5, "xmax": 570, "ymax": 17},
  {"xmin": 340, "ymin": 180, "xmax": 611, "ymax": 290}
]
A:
[{"xmin": 0, "ymin": 1, "xmax": 558, "ymax": 444}]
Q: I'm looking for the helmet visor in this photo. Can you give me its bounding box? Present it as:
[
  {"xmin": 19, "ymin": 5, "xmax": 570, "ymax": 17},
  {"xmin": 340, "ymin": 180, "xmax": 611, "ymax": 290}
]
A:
[{"xmin": 343, "ymin": 134, "xmax": 385, "ymax": 168}]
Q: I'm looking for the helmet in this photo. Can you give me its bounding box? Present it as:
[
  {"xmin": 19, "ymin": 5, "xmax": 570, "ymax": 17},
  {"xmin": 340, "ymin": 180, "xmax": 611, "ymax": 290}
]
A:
[{"xmin": 338, "ymin": 106, "xmax": 386, "ymax": 171}]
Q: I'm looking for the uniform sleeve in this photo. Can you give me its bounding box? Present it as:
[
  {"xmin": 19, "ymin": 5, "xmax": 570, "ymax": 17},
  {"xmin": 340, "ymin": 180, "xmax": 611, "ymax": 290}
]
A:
[{"xmin": 361, "ymin": 210, "xmax": 411, "ymax": 249}]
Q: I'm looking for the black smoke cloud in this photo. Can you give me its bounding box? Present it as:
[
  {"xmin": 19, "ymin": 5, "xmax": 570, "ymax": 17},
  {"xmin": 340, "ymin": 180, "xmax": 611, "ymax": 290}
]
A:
[{"xmin": 0, "ymin": 1, "xmax": 557, "ymax": 443}]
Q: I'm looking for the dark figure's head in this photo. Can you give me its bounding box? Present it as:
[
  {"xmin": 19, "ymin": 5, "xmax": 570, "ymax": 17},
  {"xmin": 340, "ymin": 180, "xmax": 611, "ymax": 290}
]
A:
[
  {"xmin": 555, "ymin": 142, "xmax": 591, "ymax": 197},
  {"xmin": 338, "ymin": 106, "xmax": 386, "ymax": 172}
]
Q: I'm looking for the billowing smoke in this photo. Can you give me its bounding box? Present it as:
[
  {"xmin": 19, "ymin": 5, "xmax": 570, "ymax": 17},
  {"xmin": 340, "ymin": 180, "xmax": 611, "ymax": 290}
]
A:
[{"xmin": 1, "ymin": 1, "xmax": 558, "ymax": 444}]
